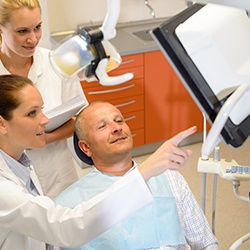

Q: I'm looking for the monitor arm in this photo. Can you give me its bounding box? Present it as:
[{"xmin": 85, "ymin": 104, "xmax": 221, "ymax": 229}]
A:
[{"xmin": 201, "ymin": 83, "xmax": 249, "ymax": 160}]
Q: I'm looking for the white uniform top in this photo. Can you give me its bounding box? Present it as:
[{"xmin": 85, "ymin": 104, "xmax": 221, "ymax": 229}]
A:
[
  {"xmin": 0, "ymin": 153, "xmax": 152, "ymax": 250},
  {"xmin": 0, "ymin": 47, "xmax": 88, "ymax": 198}
]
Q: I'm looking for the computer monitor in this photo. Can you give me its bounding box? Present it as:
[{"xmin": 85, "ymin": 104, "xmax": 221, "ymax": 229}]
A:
[{"xmin": 151, "ymin": 3, "xmax": 250, "ymax": 150}]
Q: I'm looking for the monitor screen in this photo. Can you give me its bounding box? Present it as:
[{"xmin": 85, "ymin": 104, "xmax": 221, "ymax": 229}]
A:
[{"xmin": 151, "ymin": 3, "xmax": 250, "ymax": 148}]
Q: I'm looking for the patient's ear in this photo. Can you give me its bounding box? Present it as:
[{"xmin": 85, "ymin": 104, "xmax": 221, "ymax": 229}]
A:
[
  {"xmin": 0, "ymin": 116, "xmax": 7, "ymax": 135},
  {"xmin": 78, "ymin": 140, "xmax": 92, "ymax": 157}
]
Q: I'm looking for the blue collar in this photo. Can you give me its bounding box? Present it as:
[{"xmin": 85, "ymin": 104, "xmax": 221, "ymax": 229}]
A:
[{"xmin": 0, "ymin": 150, "xmax": 39, "ymax": 196}]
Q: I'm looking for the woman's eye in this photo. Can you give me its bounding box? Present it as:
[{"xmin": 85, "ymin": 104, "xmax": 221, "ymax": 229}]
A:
[
  {"xmin": 35, "ymin": 24, "xmax": 42, "ymax": 31},
  {"xmin": 17, "ymin": 29, "xmax": 28, "ymax": 34},
  {"xmin": 28, "ymin": 110, "xmax": 36, "ymax": 117}
]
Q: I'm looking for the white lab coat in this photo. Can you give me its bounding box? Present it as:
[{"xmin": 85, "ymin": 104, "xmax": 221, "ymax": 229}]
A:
[
  {"xmin": 0, "ymin": 47, "xmax": 88, "ymax": 199},
  {"xmin": 0, "ymin": 154, "xmax": 152, "ymax": 249}
]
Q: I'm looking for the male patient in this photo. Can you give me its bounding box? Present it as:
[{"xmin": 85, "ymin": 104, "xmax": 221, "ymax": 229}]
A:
[{"xmin": 55, "ymin": 101, "xmax": 218, "ymax": 250}]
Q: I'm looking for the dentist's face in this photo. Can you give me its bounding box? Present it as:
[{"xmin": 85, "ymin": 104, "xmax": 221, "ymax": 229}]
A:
[{"xmin": 3, "ymin": 85, "xmax": 49, "ymax": 159}]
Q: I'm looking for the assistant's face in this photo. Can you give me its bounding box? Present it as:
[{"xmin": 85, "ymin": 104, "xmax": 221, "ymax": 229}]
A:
[
  {"xmin": 0, "ymin": 7, "xmax": 42, "ymax": 57},
  {"xmin": 3, "ymin": 85, "xmax": 49, "ymax": 159},
  {"xmin": 82, "ymin": 103, "xmax": 133, "ymax": 162}
]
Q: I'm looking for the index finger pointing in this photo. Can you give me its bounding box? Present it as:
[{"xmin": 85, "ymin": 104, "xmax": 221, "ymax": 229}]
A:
[{"xmin": 169, "ymin": 126, "xmax": 197, "ymax": 146}]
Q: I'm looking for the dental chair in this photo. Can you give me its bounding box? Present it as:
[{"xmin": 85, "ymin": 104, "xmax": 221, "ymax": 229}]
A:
[{"xmin": 151, "ymin": 3, "xmax": 250, "ymax": 249}]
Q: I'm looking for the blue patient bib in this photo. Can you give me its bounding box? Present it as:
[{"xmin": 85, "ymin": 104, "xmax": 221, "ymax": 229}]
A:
[{"xmin": 55, "ymin": 165, "xmax": 186, "ymax": 250}]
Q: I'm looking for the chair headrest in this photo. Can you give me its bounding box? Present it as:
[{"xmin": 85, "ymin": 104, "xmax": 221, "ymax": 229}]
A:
[{"xmin": 73, "ymin": 132, "xmax": 94, "ymax": 165}]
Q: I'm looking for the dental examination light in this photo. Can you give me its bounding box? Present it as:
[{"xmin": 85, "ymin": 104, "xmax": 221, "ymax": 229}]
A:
[
  {"xmin": 49, "ymin": 0, "xmax": 133, "ymax": 86},
  {"xmin": 151, "ymin": 3, "xmax": 250, "ymax": 249}
]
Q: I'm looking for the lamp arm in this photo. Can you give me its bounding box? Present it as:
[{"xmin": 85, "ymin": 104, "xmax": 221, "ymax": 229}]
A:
[{"xmin": 99, "ymin": 0, "xmax": 120, "ymax": 40}]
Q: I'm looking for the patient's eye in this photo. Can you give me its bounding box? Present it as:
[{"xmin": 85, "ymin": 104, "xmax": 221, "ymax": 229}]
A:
[
  {"xmin": 115, "ymin": 116, "xmax": 124, "ymax": 124},
  {"xmin": 98, "ymin": 123, "xmax": 106, "ymax": 129}
]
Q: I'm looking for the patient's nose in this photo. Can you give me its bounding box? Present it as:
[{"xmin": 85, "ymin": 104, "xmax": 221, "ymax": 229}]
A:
[{"xmin": 111, "ymin": 122, "xmax": 122, "ymax": 134}]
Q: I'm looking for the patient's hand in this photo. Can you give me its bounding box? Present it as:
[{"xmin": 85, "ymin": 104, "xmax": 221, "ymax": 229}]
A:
[{"xmin": 138, "ymin": 126, "xmax": 197, "ymax": 182}]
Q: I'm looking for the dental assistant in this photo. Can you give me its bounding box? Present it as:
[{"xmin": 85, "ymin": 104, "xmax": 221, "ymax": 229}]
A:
[{"xmin": 0, "ymin": 0, "xmax": 87, "ymax": 198}]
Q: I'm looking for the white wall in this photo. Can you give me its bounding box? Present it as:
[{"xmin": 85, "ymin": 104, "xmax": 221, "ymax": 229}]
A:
[
  {"xmin": 47, "ymin": 0, "xmax": 187, "ymax": 32},
  {"xmin": 39, "ymin": 0, "xmax": 51, "ymax": 48}
]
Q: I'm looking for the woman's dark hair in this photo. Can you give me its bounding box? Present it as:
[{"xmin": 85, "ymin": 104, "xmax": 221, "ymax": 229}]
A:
[{"xmin": 0, "ymin": 74, "xmax": 34, "ymax": 120}]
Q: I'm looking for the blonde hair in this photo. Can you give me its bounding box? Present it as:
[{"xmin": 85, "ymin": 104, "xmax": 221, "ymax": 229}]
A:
[
  {"xmin": 0, "ymin": 0, "xmax": 41, "ymax": 43},
  {"xmin": 0, "ymin": 0, "xmax": 40, "ymax": 25}
]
